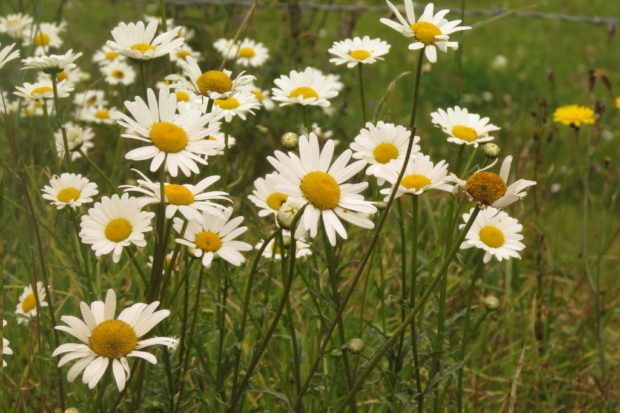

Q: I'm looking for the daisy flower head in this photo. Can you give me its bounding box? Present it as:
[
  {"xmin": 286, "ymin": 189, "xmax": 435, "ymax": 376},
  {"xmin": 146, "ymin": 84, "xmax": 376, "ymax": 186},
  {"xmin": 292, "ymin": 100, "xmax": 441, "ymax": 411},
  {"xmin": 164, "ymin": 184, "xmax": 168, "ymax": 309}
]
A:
[
  {"xmin": 460, "ymin": 207, "xmax": 525, "ymax": 263},
  {"xmin": 118, "ymin": 88, "xmax": 222, "ymax": 177},
  {"xmin": 107, "ymin": 20, "xmax": 184, "ymax": 61},
  {"xmin": 0, "ymin": 42, "xmax": 20, "ymax": 69},
  {"xmin": 380, "ymin": 1, "xmax": 471, "ymax": 62},
  {"xmin": 350, "ymin": 121, "xmax": 419, "ymax": 180},
  {"xmin": 23, "ymin": 22, "xmax": 66, "ymax": 55},
  {"xmin": 20, "ymin": 99, "xmax": 49, "ymax": 117},
  {"xmin": 14, "ymin": 79, "xmax": 73, "ymax": 101},
  {"xmin": 0, "ymin": 13, "xmax": 33, "ymax": 39},
  {"xmin": 553, "ymin": 104, "xmax": 596, "ymax": 128},
  {"xmin": 272, "ymin": 67, "xmax": 340, "ymax": 108},
  {"xmin": 80, "ymin": 194, "xmax": 154, "ymax": 263},
  {"xmin": 74, "ymin": 90, "xmax": 107, "ymax": 108},
  {"xmin": 241, "ymin": 83, "xmax": 275, "ymax": 111},
  {"xmin": 175, "ymin": 207, "xmax": 252, "ymax": 268},
  {"xmin": 15, "ymin": 282, "xmax": 48, "ymax": 324},
  {"xmin": 328, "ymin": 36, "xmax": 391, "ymax": 68},
  {"xmin": 169, "ymin": 43, "xmax": 201, "ymax": 64},
  {"xmin": 81, "ymin": 104, "xmax": 121, "ymax": 125},
  {"xmin": 248, "ymin": 173, "xmax": 289, "ymax": 217},
  {"xmin": 233, "ymin": 38, "xmax": 269, "ymax": 67},
  {"xmin": 54, "ymin": 122, "xmax": 95, "ymax": 160},
  {"xmin": 431, "ymin": 106, "xmax": 500, "ymax": 147},
  {"xmin": 211, "ymin": 92, "xmax": 260, "ymax": 122},
  {"xmin": 42, "ymin": 173, "xmax": 99, "ymax": 209},
  {"xmin": 213, "ymin": 38, "xmax": 238, "ymax": 59},
  {"xmin": 2, "ymin": 320, "xmax": 12, "ymax": 367},
  {"xmin": 101, "ymin": 60, "xmax": 136, "ymax": 85},
  {"xmin": 39, "ymin": 65, "xmax": 90, "ymax": 85},
  {"xmin": 22, "ymin": 49, "xmax": 82, "ymax": 72},
  {"xmin": 92, "ymin": 44, "xmax": 127, "ymax": 66},
  {"xmin": 267, "ymin": 133, "xmax": 377, "ymax": 245},
  {"xmin": 255, "ymin": 230, "xmax": 312, "ymax": 260},
  {"xmin": 378, "ymin": 153, "xmax": 453, "ymax": 199},
  {"xmin": 202, "ymin": 132, "xmax": 236, "ymax": 155},
  {"xmin": 53, "ymin": 289, "xmax": 178, "ymax": 391}
]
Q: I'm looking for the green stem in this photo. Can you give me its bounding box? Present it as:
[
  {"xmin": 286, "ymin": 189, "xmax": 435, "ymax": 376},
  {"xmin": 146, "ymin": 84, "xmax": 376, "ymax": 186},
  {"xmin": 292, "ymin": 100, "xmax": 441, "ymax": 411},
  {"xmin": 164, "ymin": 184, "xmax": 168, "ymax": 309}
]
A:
[
  {"xmin": 358, "ymin": 64, "xmax": 367, "ymax": 124},
  {"xmin": 215, "ymin": 263, "xmax": 230, "ymax": 400},
  {"xmin": 409, "ymin": 196, "xmax": 424, "ymax": 413},
  {"xmin": 50, "ymin": 73, "xmax": 72, "ymax": 171}
]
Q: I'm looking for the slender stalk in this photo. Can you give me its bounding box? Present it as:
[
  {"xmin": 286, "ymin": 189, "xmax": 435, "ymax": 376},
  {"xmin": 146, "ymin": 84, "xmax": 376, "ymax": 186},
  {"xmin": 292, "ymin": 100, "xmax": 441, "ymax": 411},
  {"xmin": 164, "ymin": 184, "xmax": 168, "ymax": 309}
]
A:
[
  {"xmin": 215, "ymin": 264, "xmax": 230, "ymax": 400},
  {"xmin": 409, "ymin": 196, "xmax": 424, "ymax": 412},
  {"xmin": 138, "ymin": 61, "xmax": 148, "ymax": 98},
  {"xmin": 357, "ymin": 64, "xmax": 367, "ymax": 124},
  {"xmin": 392, "ymin": 199, "xmax": 408, "ymax": 391},
  {"xmin": 50, "ymin": 73, "xmax": 72, "ymax": 171}
]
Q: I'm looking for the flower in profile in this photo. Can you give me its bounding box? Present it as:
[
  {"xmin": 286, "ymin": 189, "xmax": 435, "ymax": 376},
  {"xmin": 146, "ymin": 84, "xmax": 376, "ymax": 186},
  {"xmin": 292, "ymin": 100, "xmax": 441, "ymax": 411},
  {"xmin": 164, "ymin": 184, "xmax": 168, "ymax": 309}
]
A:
[
  {"xmin": 255, "ymin": 230, "xmax": 312, "ymax": 260},
  {"xmin": 74, "ymin": 90, "xmax": 107, "ymax": 108},
  {"xmin": 106, "ymin": 20, "xmax": 184, "ymax": 60},
  {"xmin": 38, "ymin": 65, "xmax": 90, "ymax": 85},
  {"xmin": 553, "ymin": 104, "xmax": 596, "ymax": 127},
  {"xmin": 378, "ymin": 153, "xmax": 453, "ymax": 199},
  {"xmin": 0, "ymin": 13, "xmax": 33, "ymax": 39},
  {"xmin": 241, "ymin": 83, "xmax": 275, "ymax": 111},
  {"xmin": 42, "ymin": 173, "xmax": 98, "ymax": 209},
  {"xmin": 460, "ymin": 207, "xmax": 525, "ymax": 263},
  {"xmin": 118, "ymin": 88, "xmax": 221, "ymax": 176},
  {"xmin": 14, "ymin": 79, "xmax": 73, "ymax": 101},
  {"xmin": 53, "ymin": 289, "xmax": 178, "ymax": 391},
  {"xmin": 249, "ymin": 173, "xmax": 289, "ymax": 217},
  {"xmin": 211, "ymin": 92, "xmax": 260, "ymax": 122},
  {"xmin": 80, "ymin": 194, "xmax": 154, "ymax": 263},
  {"xmin": 2, "ymin": 320, "xmax": 12, "ymax": 367},
  {"xmin": 101, "ymin": 60, "xmax": 136, "ymax": 85},
  {"xmin": 329, "ymin": 36, "xmax": 391, "ymax": 68},
  {"xmin": 213, "ymin": 38, "xmax": 238, "ymax": 59},
  {"xmin": 54, "ymin": 122, "xmax": 95, "ymax": 160},
  {"xmin": 23, "ymin": 22, "xmax": 66, "ymax": 55},
  {"xmin": 22, "ymin": 49, "xmax": 82, "ymax": 72},
  {"xmin": 380, "ymin": 1, "xmax": 470, "ymax": 62},
  {"xmin": 233, "ymin": 38, "xmax": 269, "ymax": 67},
  {"xmin": 0, "ymin": 42, "xmax": 19, "ymax": 69},
  {"xmin": 175, "ymin": 207, "xmax": 252, "ymax": 268},
  {"xmin": 169, "ymin": 44, "xmax": 201, "ymax": 64},
  {"xmin": 431, "ymin": 106, "xmax": 500, "ymax": 147},
  {"xmin": 92, "ymin": 44, "xmax": 127, "ymax": 66},
  {"xmin": 15, "ymin": 282, "xmax": 48, "ymax": 324},
  {"xmin": 267, "ymin": 133, "xmax": 377, "ymax": 245},
  {"xmin": 81, "ymin": 104, "xmax": 121, "ymax": 125},
  {"xmin": 272, "ymin": 67, "xmax": 340, "ymax": 107}
]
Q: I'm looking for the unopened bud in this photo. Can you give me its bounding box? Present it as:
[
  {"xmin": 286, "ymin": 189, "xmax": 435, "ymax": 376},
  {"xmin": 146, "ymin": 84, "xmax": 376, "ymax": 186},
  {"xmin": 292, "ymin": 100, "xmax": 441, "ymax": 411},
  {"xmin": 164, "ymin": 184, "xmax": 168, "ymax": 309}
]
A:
[
  {"xmin": 346, "ymin": 338, "xmax": 364, "ymax": 354},
  {"xmin": 482, "ymin": 143, "xmax": 501, "ymax": 158},
  {"xmin": 483, "ymin": 295, "xmax": 500, "ymax": 311},
  {"xmin": 281, "ymin": 132, "xmax": 299, "ymax": 150},
  {"xmin": 330, "ymin": 349, "xmax": 343, "ymax": 357},
  {"xmin": 277, "ymin": 200, "xmax": 302, "ymax": 229}
]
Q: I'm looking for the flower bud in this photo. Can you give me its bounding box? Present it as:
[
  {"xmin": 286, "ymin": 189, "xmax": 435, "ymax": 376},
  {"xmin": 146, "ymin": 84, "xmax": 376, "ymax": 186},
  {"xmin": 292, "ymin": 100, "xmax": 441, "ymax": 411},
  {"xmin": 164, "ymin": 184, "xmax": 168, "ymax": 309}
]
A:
[
  {"xmin": 482, "ymin": 143, "xmax": 501, "ymax": 158},
  {"xmin": 277, "ymin": 200, "xmax": 302, "ymax": 229},
  {"xmin": 281, "ymin": 132, "xmax": 299, "ymax": 150},
  {"xmin": 483, "ymin": 295, "xmax": 500, "ymax": 311},
  {"xmin": 346, "ymin": 338, "xmax": 364, "ymax": 354}
]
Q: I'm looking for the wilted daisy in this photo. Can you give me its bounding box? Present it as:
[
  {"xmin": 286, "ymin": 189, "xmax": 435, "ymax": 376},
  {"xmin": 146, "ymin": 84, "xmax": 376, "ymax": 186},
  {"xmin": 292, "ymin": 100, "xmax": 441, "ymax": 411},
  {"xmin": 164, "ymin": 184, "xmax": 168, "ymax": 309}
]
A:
[
  {"xmin": 233, "ymin": 38, "xmax": 269, "ymax": 67},
  {"xmin": 2, "ymin": 320, "xmax": 12, "ymax": 367},
  {"xmin": 15, "ymin": 282, "xmax": 48, "ymax": 324},
  {"xmin": 80, "ymin": 194, "xmax": 154, "ymax": 263},
  {"xmin": 378, "ymin": 153, "xmax": 453, "ymax": 199},
  {"xmin": 255, "ymin": 230, "xmax": 312, "ymax": 260},
  {"xmin": 272, "ymin": 67, "xmax": 340, "ymax": 107},
  {"xmin": 121, "ymin": 169, "xmax": 230, "ymax": 221},
  {"xmin": 106, "ymin": 20, "xmax": 184, "ymax": 61},
  {"xmin": 350, "ymin": 121, "xmax": 419, "ymax": 180},
  {"xmin": 380, "ymin": 1, "xmax": 470, "ymax": 62},
  {"xmin": 118, "ymin": 88, "xmax": 222, "ymax": 177},
  {"xmin": 0, "ymin": 42, "xmax": 19, "ymax": 69},
  {"xmin": 101, "ymin": 60, "xmax": 136, "ymax": 85},
  {"xmin": 92, "ymin": 44, "xmax": 127, "ymax": 65},
  {"xmin": 24, "ymin": 22, "xmax": 66, "ymax": 55},
  {"xmin": 42, "ymin": 173, "xmax": 98, "ymax": 209},
  {"xmin": 53, "ymin": 289, "xmax": 178, "ymax": 391},
  {"xmin": 211, "ymin": 92, "xmax": 260, "ymax": 122},
  {"xmin": 22, "ymin": 49, "xmax": 82, "ymax": 72},
  {"xmin": 329, "ymin": 36, "xmax": 391, "ymax": 68},
  {"xmin": 81, "ymin": 104, "xmax": 121, "ymax": 125},
  {"xmin": 169, "ymin": 43, "xmax": 201, "ymax": 64},
  {"xmin": 249, "ymin": 173, "xmax": 289, "ymax": 217},
  {"xmin": 55, "ymin": 122, "xmax": 95, "ymax": 160},
  {"xmin": 553, "ymin": 104, "xmax": 596, "ymax": 127},
  {"xmin": 0, "ymin": 13, "xmax": 33, "ymax": 39},
  {"xmin": 213, "ymin": 38, "xmax": 238, "ymax": 59},
  {"xmin": 14, "ymin": 79, "xmax": 73, "ymax": 101},
  {"xmin": 268, "ymin": 133, "xmax": 377, "ymax": 245},
  {"xmin": 74, "ymin": 90, "xmax": 107, "ymax": 108},
  {"xmin": 460, "ymin": 207, "xmax": 525, "ymax": 263},
  {"xmin": 175, "ymin": 207, "xmax": 252, "ymax": 268},
  {"xmin": 431, "ymin": 106, "xmax": 500, "ymax": 147}
]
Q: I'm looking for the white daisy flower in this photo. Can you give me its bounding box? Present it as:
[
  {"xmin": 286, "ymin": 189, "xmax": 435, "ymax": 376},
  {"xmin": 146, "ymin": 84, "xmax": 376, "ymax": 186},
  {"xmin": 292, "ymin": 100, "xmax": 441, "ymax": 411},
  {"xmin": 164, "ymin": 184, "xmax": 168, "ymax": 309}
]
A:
[
  {"xmin": 255, "ymin": 230, "xmax": 312, "ymax": 260},
  {"xmin": 0, "ymin": 42, "xmax": 20, "ymax": 69},
  {"xmin": 175, "ymin": 207, "xmax": 252, "ymax": 268},
  {"xmin": 267, "ymin": 133, "xmax": 377, "ymax": 245},
  {"xmin": 233, "ymin": 38, "xmax": 269, "ymax": 67},
  {"xmin": 240, "ymin": 82, "xmax": 275, "ymax": 111},
  {"xmin": 431, "ymin": 106, "xmax": 500, "ymax": 146},
  {"xmin": 272, "ymin": 67, "xmax": 340, "ymax": 108},
  {"xmin": 2, "ymin": 319, "xmax": 12, "ymax": 367},
  {"xmin": 41, "ymin": 173, "xmax": 99, "ymax": 209},
  {"xmin": 169, "ymin": 43, "xmax": 201, "ymax": 64},
  {"xmin": 213, "ymin": 38, "xmax": 238, "ymax": 59},
  {"xmin": 23, "ymin": 22, "xmax": 66, "ymax": 55},
  {"xmin": 54, "ymin": 122, "xmax": 95, "ymax": 160},
  {"xmin": 52, "ymin": 289, "xmax": 178, "ymax": 391},
  {"xmin": 79, "ymin": 194, "xmax": 155, "ymax": 263},
  {"xmin": 121, "ymin": 169, "xmax": 230, "ymax": 221},
  {"xmin": 328, "ymin": 36, "xmax": 391, "ymax": 68},
  {"xmin": 203, "ymin": 132, "xmax": 235, "ymax": 155},
  {"xmin": 22, "ymin": 49, "xmax": 82, "ymax": 71},
  {"xmin": 74, "ymin": 90, "xmax": 107, "ymax": 108},
  {"xmin": 15, "ymin": 282, "xmax": 48, "ymax": 324},
  {"xmin": 81, "ymin": 104, "xmax": 121, "ymax": 125},
  {"xmin": 106, "ymin": 20, "xmax": 184, "ymax": 61},
  {"xmin": 0, "ymin": 13, "xmax": 33, "ymax": 39},
  {"xmin": 92, "ymin": 44, "xmax": 127, "ymax": 65},
  {"xmin": 377, "ymin": 153, "xmax": 453, "ymax": 199},
  {"xmin": 460, "ymin": 207, "xmax": 525, "ymax": 263},
  {"xmin": 101, "ymin": 60, "xmax": 136, "ymax": 85},
  {"xmin": 39, "ymin": 65, "xmax": 90, "ymax": 85},
  {"xmin": 143, "ymin": 14, "xmax": 175, "ymax": 28},
  {"xmin": 248, "ymin": 173, "xmax": 289, "ymax": 217},
  {"xmin": 14, "ymin": 79, "xmax": 73, "ymax": 101},
  {"xmin": 350, "ymin": 121, "xmax": 420, "ymax": 180},
  {"xmin": 20, "ymin": 99, "xmax": 49, "ymax": 117},
  {"xmin": 118, "ymin": 88, "xmax": 222, "ymax": 177},
  {"xmin": 380, "ymin": 1, "xmax": 471, "ymax": 63},
  {"xmin": 211, "ymin": 92, "xmax": 260, "ymax": 122}
]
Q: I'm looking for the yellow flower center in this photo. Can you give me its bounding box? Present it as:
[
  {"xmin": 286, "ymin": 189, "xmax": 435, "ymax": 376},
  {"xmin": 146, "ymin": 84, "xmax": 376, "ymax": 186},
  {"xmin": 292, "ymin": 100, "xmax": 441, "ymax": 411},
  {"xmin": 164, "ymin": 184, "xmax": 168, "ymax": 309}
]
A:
[
  {"xmin": 479, "ymin": 225, "xmax": 505, "ymax": 248},
  {"xmin": 465, "ymin": 171, "xmax": 507, "ymax": 205},
  {"xmin": 111, "ymin": 69, "xmax": 124, "ymax": 79},
  {"xmin": 289, "ymin": 87, "xmax": 318, "ymax": 100},
  {"xmin": 373, "ymin": 143, "xmax": 399, "ymax": 164},
  {"xmin": 30, "ymin": 86, "xmax": 53, "ymax": 97},
  {"xmin": 21, "ymin": 293, "xmax": 37, "ymax": 313},
  {"xmin": 175, "ymin": 91, "xmax": 190, "ymax": 101},
  {"xmin": 34, "ymin": 33, "xmax": 50, "ymax": 46},
  {"xmin": 266, "ymin": 192, "xmax": 288, "ymax": 211},
  {"xmin": 57, "ymin": 187, "xmax": 80, "ymax": 203},
  {"xmin": 130, "ymin": 43, "xmax": 155, "ymax": 54},
  {"xmin": 400, "ymin": 174, "xmax": 432, "ymax": 191},
  {"xmin": 349, "ymin": 49, "xmax": 371, "ymax": 60},
  {"xmin": 34, "ymin": 101, "xmax": 44, "ymax": 107},
  {"xmin": 410, "ymin": 21, "xmax": 442, "ymax": 45},
  {"xmin": 150, "ymin": 121, "xmax": 188, "ymax": 153},
  {"xmin": 89, "ymin": 320, "xmax": 137, "ymax": 359},
  {"xmin": 238, "ymin": 47, "xmax": 255, "ymax": 58},
  {"xmin": 56, "ymin": 71, "xmax": 68, "ymax": 81},
  {"xmin": 195, "ymin": 231, "xmax": 222, "ymax": 252},
  {"xmin": 300, "ymin": 171, "xmax": 340, "ymax": 210},
  {"xmin": 252, "ymin": 90, "xmax": 265, "ymax": 101},
  {"xmin": 196, "ymin": 70, "xmax": 233, "ymax": 95},
  {"xmin": 176, "ymin": 50, "xmax": 191, "ymax": 59},
  {"xmin": 214, "ymin": 97, "xmax": 240, "ymax": 110},
  {"xmin": 104, "ymin": 218, "xmax": 133, "ymax": 242},
  {"xmin": 105, "ymin": 51, "xmax": 119, "ymax": 60},
  {"xmin": 95, "ymin": 110, "xmax": 110, "ymax": 119},
  {"xmin": 452, "ymin": 125, "xmax": 478, "ymax": 142},
  {"xmin": 165, "ymin": 184, "xmax": 194, "ymax": 205}
]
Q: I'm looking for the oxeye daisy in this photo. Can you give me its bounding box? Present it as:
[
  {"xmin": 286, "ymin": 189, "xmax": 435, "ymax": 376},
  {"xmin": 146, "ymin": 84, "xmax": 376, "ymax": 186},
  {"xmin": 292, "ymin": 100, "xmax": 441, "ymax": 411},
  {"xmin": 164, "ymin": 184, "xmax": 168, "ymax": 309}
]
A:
[
  {"xmin": 52, "ymin": 289, "xmax": 178, "ymax": 391},
  {"xmin": 175, "ymin": 207, "xmax": 252, "ymax": 268},
  {"xmin": 378, "ymin": 153, "xmax": 453, "ymax": 199},
  {"xmin": 92, "ymin": 44, "xmax": 127, "ymax": 66},
  {"xmin": 460, "ymin": 207, "xmax": 525, "ymax": 263},
  {"xmin": 0, "ymin": 13, "xmax": 33, "ymax": 39},
  {"xmin": 39, "ymin": 65, "xmax": 90, "ymax": 85},
  {"xmin": 328, "ymin": 36, "xmax": 391, "ymax": 68},
  {"xmin": 169, "ymin": 44, "xmax": 201, "ymax": 64},
  {"xmin": 118, "ymin": 88, "xmax": 222, "ymax": 177},
  {"xmin": 81, "ymin": 104, "xmax": 121, "ymax": 125},
  {"xmin": 15, "ymin": 282, "xmax": 48, "ymax": 324},
  {"xmin": 203, "ymin": 132, "xmax": 235, "ymax": 155},
  {"xmin": 350, "ymin": 121, "xmax": 420, "ymax": 180},
  {"xmin": 121, "ymin": 169, "xmax": 230, "ymax": 221},
  {"xmin": 54, "ymin": 122, "xmax": 95, "ymax": 160},
  {"xmin": 255, "ymin": 230, "xmax": 312, "ymax": 260},
  {"xmin": 211, "ymin": 92, "xmax": 260, "ymax": 122},
  {"xmin": 14, "ymin": 79, "xmax": 73, "ymax": 101},
  {"xmin": 553, "ymin": 104, "xmax": 596, "ymax": 127},
  {"xmin": 2, "ymin": 320, "xmax": 12, "ymax": 367},
  {"xmin": 233, "ymin": 38, "xmax": 269, "ymax": 67},
  {"xmin": 41, "ymin": 173, "xmax": 99, "ymax": 209},
  {"xmin": 431, "ymin": 106, "xmax": 500, "ymax": 147},
  {"xmin": 267, "ymin": 133, "xmax": 377, "ymax": 245},
  {"xmin": 20, "ymin": 99, "xmax": 49, "ymax": 117},
  {"xmin": 241, "ymin": 83, "xmax": 275, "ymax": 110},
  {"xmin": 79, "ymin": 194, "xmax": 155, "ymax": 263},
  {"xmin": 380, "ymin": 1, "xmax": 470, "ymax": 62},
  {"xmin": 23, "ymin": 22, "xmax": 66, "ymax": 55},
  {"xmin": 22, "ymin": 49, "xmax": 82, "ymax": 72},
  {"xmin": 0, "ymin": 42, "xmax": 20, "ymax": 69},
  {"xmin": 101, "ymin": 60, "xmax": 136, "ymax": 85},
  {"xmin": 272, "ymin": 67, "xmax": 340, "ymax": 108},
  {"xmin": 213, "ymin": 38, "xmax": 238, "ymax": 59},
  {"xmin": 249, "ymin": 173, "xmax": 289, "ymax": 217},
  {"xmin": 106, "ymin": 20, "xmax": 184, "ymax": 61},
  {"xmin": 74, "ymin": 90, "xmax": 107, "ymax": 108},
  {"xmin": 171, "ymin": 24, "xmax": 195, "ymax": 41}
]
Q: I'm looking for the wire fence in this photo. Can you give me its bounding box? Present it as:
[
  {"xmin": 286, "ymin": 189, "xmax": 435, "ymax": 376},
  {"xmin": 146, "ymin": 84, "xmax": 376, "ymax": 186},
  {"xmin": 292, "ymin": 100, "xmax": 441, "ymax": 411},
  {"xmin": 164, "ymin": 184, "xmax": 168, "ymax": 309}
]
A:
[{"xmin": 159, "ymin": 0, "xmax": 620, "ymax": 27}]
